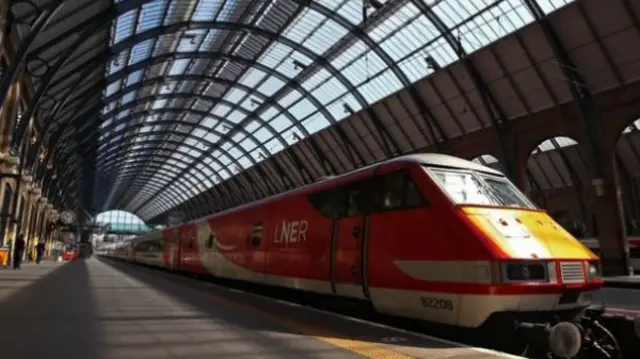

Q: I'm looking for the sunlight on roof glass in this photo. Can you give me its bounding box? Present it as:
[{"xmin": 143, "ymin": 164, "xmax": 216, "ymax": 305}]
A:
[
  {"xmin": 531, "ymin": 136, "xmax": 578, "ymax": 155},
  {"xmin": 99, "ymin": 0, "xmax": 578, "ymax": 220}
]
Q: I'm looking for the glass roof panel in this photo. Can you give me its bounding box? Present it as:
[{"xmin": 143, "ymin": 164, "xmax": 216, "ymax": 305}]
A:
[
  {"xmin": 532, "ymin": 136, "xmax": 578, "ymax": 154},
  {"xmin": 100, "ymin": 0, "xmax": 579, "ymax": 220}
]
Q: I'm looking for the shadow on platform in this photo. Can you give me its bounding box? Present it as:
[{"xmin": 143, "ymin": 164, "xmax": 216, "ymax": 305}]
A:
[
  {"xmin": 0, "ymin": 260, "xmax": 103, "ymax": 359},
  {"xmin": 97, "ymin": 259, "xmax": 469, "ymax": 356}
]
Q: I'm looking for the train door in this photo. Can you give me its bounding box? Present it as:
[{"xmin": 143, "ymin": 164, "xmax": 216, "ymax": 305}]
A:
[{"xmin": 331, "ymin": 178, "xmax": 377, "ymax": 300}]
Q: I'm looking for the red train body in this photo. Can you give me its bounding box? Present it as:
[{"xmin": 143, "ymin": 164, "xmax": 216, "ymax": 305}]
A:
[{"xmin": 105, "ymin": 154, "xmax": 602, "ymax": 329}]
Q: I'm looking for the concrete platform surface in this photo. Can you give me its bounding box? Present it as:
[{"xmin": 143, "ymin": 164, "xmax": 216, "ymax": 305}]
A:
[{"xmin": 0, "ymin": 258, "xmax": 520, "ymax": 359}]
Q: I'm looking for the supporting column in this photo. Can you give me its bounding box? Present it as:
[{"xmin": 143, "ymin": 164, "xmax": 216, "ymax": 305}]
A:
[
  {"xmin": 0, "ymin": 0, "xmax": 8, "ymax": 63},
  {"xmin": 24, "ymin": 184, "xmax": 41, "ymax": 258},
  {"xmin": 592, "ymin": 156, "xmax": 632, "ymax": 276},
  {"xmin": 0, "ymin": 71, "xmax": 20, "ymax": 151},
  {"xmin": 0, "ymin": 57, "xmax": 22, "ymax": 255}
]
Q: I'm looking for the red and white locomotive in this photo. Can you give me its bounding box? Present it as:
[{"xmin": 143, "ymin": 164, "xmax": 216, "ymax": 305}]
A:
[{"xmin": 105, "ymin": 154, "xmax": 622, "ymax": 354}]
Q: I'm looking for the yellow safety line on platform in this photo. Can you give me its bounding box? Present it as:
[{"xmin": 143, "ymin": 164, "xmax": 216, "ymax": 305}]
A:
[
  {"xmin": 221, "ymin": 296, "xmax": 415, "ymax": 358},
  {"xmin": 183, "ymin": 281, "xmax": 418, "ymax": 358},
  {"xmin": 313, "ymin": 335, "xmax": 416, "ymax": 359}
]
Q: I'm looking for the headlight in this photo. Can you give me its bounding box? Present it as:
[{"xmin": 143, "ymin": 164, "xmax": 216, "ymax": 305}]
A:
[
  {"xmin": 587, "ymin": 262, "xmax": 601, "ymax": 280},
  {"xmin": 501, "ymin": 261, "xmax": 549, "ymax": 282}
]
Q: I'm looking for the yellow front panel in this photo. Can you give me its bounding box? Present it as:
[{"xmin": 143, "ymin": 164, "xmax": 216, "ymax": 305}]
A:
[{"xmin": 463, "ymin": 207, "xmax": 597, "ymax": 260}]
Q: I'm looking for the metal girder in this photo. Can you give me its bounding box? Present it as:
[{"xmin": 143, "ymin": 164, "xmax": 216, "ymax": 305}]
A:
[
  {"xmin": 92, "ymin": 113, "xmax": 315, "ymax": 194},
  {"xmin": 108, "ymin": 21, "xmax": 363, "ymax": 106},
  {"xmin": 292, "ymin": 0, "xmax": 443, "ymax": 149},
  {"xmin": 575, "ymin": 4, "xmax": 623, "ymax": 85},
  {"xmin": 89, "ymin": 113, "xmax": 272, "ymax": 173},
  {"xmin": 24, "ymin": 0, "xmax": 163, "ymax": 61},
  {"xmin": 131, "ymin": 146, "xmax": 280, "ymax": 216},
  {"xmin": 101, "ymin": 94, "xmax": 312, "ymax": 147},
  {"xmin": 13, "ymin": 14, "xmax": 111, "ymax": 149},
  {"xmin": 521, "ymin": 0, "xmax": 601, "ymax": 170},
  {"xmin": 98, "ymin": 75, "xmax": 336, "ymax": 175},
  {"xmin": 95, "ymin": 147, "xmax": 254, "ymax": 211},
  {"xmin": 26, "ymin": 59, "xmax": 102, "ymax": 171},
  {"xmin": 107, "ymin": 145, "xmax": 270, "ymax": 211},
  {"xmin": 132, "ymin": 187, "xmax": 185, "ymax": 217},
  {"xmin": 94, "ymin": 135, "xmax": 275, "ymax": 199},
  {"xmin": 105, "ymin": 22, "xmax": 369, "ymax": 160},
  {"xmin": 0, "ymin": 0, "xmax": 64, "ymax": 104},
  {"xmin": 523, "ymin": 0, "xmax": 630, "ymax": 273},
  {"xmin": 18, "ymin": 0, "xmax": 163, "ymax": 202},
  {"xmin": 95, "ymin": 170, "xmax": 200, "ymax": 216},
  {"xmin": 54, "ymin": 49, "xmax": 360, "ymax": 171},
  {"xmin": 85, "ymin": 108, "xmax": 303, "ymax": 199},
  {"xmin": 102, "ymin": 163, "xmax": 209, "ymax": 214},
  {"xmin": 7, "ymin": 9, "xmax": 118, "ymax": 232},
  {"xmin": 101, "ymin": 161, "xmax": 201, "ymax": 208},
  {"xmin": 410, "ymin": 0, "xmax": 513, "ymax": 175},
  {"xmin": 104, "ymin": 164, "xmax": 218, "ymax": 214}
]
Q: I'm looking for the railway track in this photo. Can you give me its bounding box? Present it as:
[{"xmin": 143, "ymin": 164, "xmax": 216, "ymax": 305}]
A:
[{"xmin": 101, "ymin": 257, "xmax": 640, "ymax": 359}]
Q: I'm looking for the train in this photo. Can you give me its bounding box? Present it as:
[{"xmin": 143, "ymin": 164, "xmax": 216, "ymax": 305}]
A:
[
  {"xmin": 62, "ymin": 242, "xmax": 92, "ymax": 261},
  {"xmin": 580, "ymin": 237, "xmax": 640, "ymax": 272},
  {"xmin": 103, "ymin": 153, "xmax": 630, "ymax": 357}
]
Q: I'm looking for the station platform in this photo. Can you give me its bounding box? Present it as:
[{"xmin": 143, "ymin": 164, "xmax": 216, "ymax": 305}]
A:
[{"xmin": 0, "ymin": 258, "xmax": 520, "ymax": 359}]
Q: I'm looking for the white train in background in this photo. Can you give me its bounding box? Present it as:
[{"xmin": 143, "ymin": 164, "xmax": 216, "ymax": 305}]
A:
[{"xmin": 580, "ymin": 237, "xmax": 640, "ymax": 272}]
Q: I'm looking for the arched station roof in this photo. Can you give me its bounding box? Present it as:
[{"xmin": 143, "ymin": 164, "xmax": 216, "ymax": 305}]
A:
[{"xmin": 8, "ymin": 0, "xmax": 630, "ymax": 222}]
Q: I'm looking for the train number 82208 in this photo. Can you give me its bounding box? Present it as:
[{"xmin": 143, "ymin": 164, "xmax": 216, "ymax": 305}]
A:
[{"xmin": 420, "ymin": 296, "xmax": 454, "ymax": 311}]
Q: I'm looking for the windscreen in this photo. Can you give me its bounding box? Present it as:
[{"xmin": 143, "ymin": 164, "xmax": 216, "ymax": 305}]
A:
[{"xmin": 427, "ymin": 167, "xmax": 536, "ymax": 209}]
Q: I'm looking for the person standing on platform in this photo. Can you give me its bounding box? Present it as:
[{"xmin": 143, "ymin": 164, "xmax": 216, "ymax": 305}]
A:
[
  {"xmin": 12, "ymin": 234, "xmax": 25, "ymax": 269},
  {"xmin": 35, "ymin": 241, "xmax": 45, "ymax": 264}
]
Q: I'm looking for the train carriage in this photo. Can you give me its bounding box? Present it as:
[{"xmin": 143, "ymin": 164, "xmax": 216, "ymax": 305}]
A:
[
  {"xmin": 580, "ymin": 237, "xmax": 640, "ymax": 272},
  {"xmin": 106, "ymin": 153, "xmax": 603, "ymax": 332}
]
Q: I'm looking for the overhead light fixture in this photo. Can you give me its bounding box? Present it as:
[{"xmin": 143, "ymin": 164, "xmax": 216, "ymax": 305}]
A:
[
  {"xmin": 343, "ymin": 103, "xmax": 355, "ymax": 115},
  {"xmin": 183, "ymin": 33, "xmax": 197, "ymax": 45},
  {"xmin": 292, "ymin": 59, "xmax": 306, "ymax": 71},
  {"xmin": 424, "ymin": 55, "xmax": 441, "ymax": 71}
]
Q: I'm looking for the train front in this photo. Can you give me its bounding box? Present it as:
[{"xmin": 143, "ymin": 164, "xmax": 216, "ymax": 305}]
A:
[{"xmin": 424, "ymin": 163, "xmax": 638, "ymax": 358}]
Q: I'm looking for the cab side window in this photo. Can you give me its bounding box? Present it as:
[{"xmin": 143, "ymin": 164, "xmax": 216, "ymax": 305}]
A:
[
  {"xmin": 308, "ymin": 187, "xmax": 347, "ymax": 219},
  {"xmin": 380, "ymin": 171, "xmax": 427, "ymax": 210},
  {"xmin": 381, "ymin": 172, "xmax": 405, "ymax": 210},
  {"xmin": 308, "ymin": 169, "xmax": 426, "ymax": 218},
  {"xmin": 346, "ymin": 179, "xmax": 380, "ymax": 217}
]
